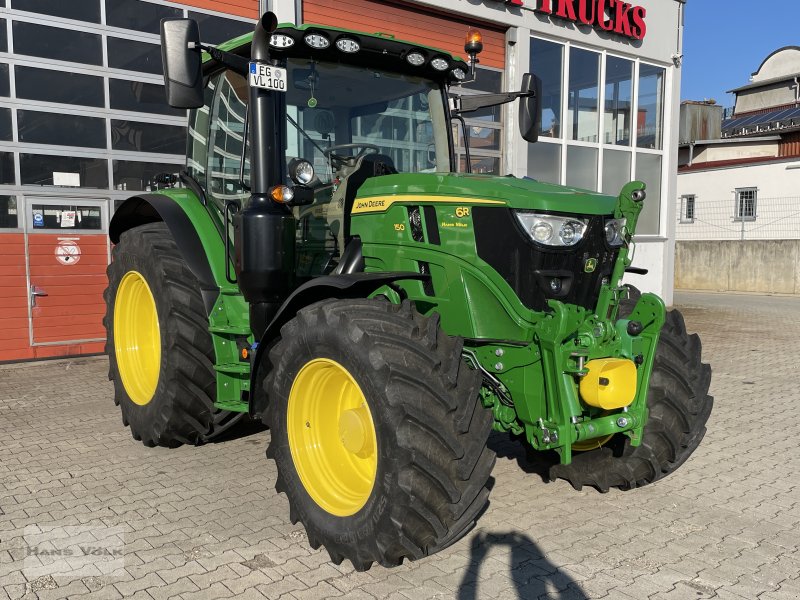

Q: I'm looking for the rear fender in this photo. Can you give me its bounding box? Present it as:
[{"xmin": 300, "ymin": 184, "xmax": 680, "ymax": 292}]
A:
[
  {"xmin": 248, "ymin": 272, "xmax": 427, "ymax": 418},
  {"xmin": 110, "ymin": 191, "xmax": 229, "ymax": 314}
]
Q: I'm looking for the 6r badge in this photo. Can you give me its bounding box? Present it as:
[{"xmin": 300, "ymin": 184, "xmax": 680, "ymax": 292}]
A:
[{"xmin": 584, "ymin": 258, "xmax": 597, "ymax": 273}]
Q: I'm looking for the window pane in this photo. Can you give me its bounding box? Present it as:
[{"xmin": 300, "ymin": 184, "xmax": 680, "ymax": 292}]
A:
[
  {"xmin": 0, "ymin": 64, "xmax": 8, "ymax": 97},
  {"xmin": 107, "ymin": 37, "xmax": 162, "ymax": 75},
  {"xmin": 14, "ymin": 22, "xmax": 102, "ymax": 66},
  {"xmin": 109, "ymin": 79, "xmax": 184, "ymax": 116},
  {"xmin": 568, "ymin": 48, "xmax": 600, "ymax": 143},
  {"xmin": 112, "ymin": 160, "xmax": 182, "ymax": 191},
  {"xmin": 0, "ymin": 107, "xmax": 11, "ymax": 141},
  {"xmin": 0, "ymin": 20, "xmax": 7, "ymax": 53},
  {"xmin": 30, "ymin": 204, "xmax": 102, "ymax": 230},
  {"xmin": 0, "ymin": 196, "xmax": 18, "ymax": 228},
  {"xmin": 566, "ymin": 145, "xmax": 598, "ymax": 191},
  {"xmin": 11, "ymin": 0, "xmax": 101, "ymax": 23},
  {"xmin": 456, "ymin": 125, "xmax": 500, "ymax": 151},
  {"xmin": 0, "ymin": 153, "xmax": 15, "ymax": 184},
  {"xmin": 21, "ymin": 154, "xmax": 108, "ymax": 188},
  {"xmin": 637, "ymin": 64, "xmax": 666, "ymax": 149},
  {"xmin": 106, "ymin": 0, "xmax": 181, "ymax": 35},
  {"xmin": 188, "ymin": 11, "xmax": 253, "ymax": 45},
  {"xmin": 604, "ymin": 56, "xmax": 633, "ymax": 145},
  {"xmin": 527, "ymin": 141, "xmax": 561, "ymax": 185},
  {"xmin": 635, "ymin": 153, "xmax": 662, "ymax": 234},
  {"xmin": 16, "ymin": 66, "xmax": 104, "ymax": 107},
  {"xmin": 460, "ymin": 156, "xmax": 499, "ymax": 175},
  {"xmin": 208, "ymin": 71, "xmax": 249, "ymax": 205},
  {"xmin": 187, "ymin": 84, "xmax": 215, "ymax": 188},
  {"xmin": 18, "ymin": 110, "xmax": 107, "ymax": 148},
  {"xmin": 111, "ymin": 120, "xmax": 186, "ymax": 154},
  {"xmin": 461, "ymin": 67, "xmax": 503, "ymax": 94},
  {"xmin": 531, "ymin": 38, "xmax": 563, "ymax": 138},
  {"xmin": 601, "ymin": 149, "xmax": 631, "ymax": 195}
]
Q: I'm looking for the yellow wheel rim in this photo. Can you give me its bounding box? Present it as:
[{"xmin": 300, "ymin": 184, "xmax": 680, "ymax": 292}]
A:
[
  {"xmin": 113, "ymin": 271, "xmax": 161, "ymax": 406},
  {"xmin": 287, "ymin": 358, "xmax": 378, "ymax": 517},
  {"xmin": 573, "ymin": 434, "xmax": 614, "ymax": 452}
]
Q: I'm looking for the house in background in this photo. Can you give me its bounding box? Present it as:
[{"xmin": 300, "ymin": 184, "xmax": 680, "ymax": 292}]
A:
[{"xmin": 675, "ymin": 47, "xmax": 800, "ymax": 294}]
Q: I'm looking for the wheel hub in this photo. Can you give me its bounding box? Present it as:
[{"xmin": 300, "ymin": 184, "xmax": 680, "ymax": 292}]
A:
[
  {"xmin": 287, "ymin": 358, "xmax": 378, "ymax": 516},
  {"xmin": 113, "ymin": 271, "xmax": 160, "ymax": 406}
]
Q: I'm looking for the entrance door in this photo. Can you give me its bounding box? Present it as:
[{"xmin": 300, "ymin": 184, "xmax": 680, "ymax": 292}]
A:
[{"xmin": 26, "ymin": 198, "xmax": 109, "ymax": 350}]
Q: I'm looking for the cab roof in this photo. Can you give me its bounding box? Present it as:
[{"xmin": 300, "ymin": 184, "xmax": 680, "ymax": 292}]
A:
[{"xmin": 210, "ymin": 22, "xmax": 469, "ymax": 84}]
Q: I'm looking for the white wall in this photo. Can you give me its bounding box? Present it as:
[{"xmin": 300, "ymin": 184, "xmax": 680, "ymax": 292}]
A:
[{"xmin": 677, "ymin": 159, "xmax": 800, "ymax": 241}]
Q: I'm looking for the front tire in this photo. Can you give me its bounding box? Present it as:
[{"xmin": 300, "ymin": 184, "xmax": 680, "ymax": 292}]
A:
[
  {"xmin": 104, "ymin": 223, "xmax": 234, "ymax": 447},
  {"xmin": 265, "ymin": 299, "xmax": 495, "ymax": 570},
  {"xmin": 549, "ymin": 308, "xmax": 713, "ymax": 491}
]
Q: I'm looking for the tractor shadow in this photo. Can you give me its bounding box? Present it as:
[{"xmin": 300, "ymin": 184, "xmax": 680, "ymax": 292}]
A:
[
  {"xmin": 457, "ymin": 531, "xmax": 588, "ymax": 600},
  {"xmin": 488, "ymin": 431, "xmax": 556, "ymax": 484},
  {"xmin": 207, "ymin": 416, "xmax": 268, "ymax": 444}
]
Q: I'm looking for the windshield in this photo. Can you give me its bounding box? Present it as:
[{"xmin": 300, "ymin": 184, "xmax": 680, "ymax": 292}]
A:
[{"xmin": 284, "ymin": 58, "xmax": 451, "ymax": 183}]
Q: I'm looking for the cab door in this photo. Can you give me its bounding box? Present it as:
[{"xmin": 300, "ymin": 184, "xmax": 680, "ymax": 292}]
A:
[{"xmin": 26, "ymin": 198, "xmax": 109, "ymax": 349}]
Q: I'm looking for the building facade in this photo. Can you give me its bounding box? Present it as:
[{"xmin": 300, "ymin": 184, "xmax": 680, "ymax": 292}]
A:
[
  {"xmin": 675, "ymin": 47, "xmax": 800, "ymax": 294},
  {"xmin": 0, "ymin": 0, "xmax": 258, "ymax": 361},
  {"xmin": 1, "ymin": 0, "xmax": 685, "ymax": 362}
]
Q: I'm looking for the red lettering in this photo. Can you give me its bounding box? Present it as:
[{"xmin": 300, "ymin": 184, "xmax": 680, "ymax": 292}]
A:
[
  {"xmin": 555, "ymin": 0, "xmax": 577, "ymax": 21},
  {"xmin": 631, "ymin": 5, "xmax": 647, "ymax": 39},
  {"xmin": 614, "ymin": 1, "xmax": 633, "ymax": 37},
  {"xmin": 538, "ymin": 0, "xmax": 553, "ymax": 13},
  {"xmin": 597, "ymin": 0, "xmax": 615, "ymax": 31},
  {"xmin": 577, "ymin": 0, "xmax": 596, "ymax": 25}
]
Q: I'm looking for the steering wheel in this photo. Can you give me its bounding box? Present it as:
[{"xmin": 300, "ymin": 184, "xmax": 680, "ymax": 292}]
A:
[{"xmin": 323, "ymin": 143, "xmax": 381, "ymax": 170}]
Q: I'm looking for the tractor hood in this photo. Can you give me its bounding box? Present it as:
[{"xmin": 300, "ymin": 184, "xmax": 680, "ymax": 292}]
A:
[{"xmin": 356, "ymin": 172, "xmax": 619, "ymax": 216}]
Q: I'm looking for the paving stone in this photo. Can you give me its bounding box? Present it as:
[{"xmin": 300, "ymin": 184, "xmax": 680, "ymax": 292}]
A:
[{"xmin": 2, "ymin": 292, "xmax": 800, "ymax": 600}]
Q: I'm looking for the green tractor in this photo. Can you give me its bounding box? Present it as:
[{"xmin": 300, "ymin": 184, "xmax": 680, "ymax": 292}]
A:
[{"xmin": 104, "ymin": 12, "xmax": 712, "ymax": 570}]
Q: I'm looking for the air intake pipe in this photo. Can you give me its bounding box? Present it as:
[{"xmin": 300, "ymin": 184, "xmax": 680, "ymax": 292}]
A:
[{"xmin": 234, "ymin": 11, "xmax": 295, "ymax": 339}]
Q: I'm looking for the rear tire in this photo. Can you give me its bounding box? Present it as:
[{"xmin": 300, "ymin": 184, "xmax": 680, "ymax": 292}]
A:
[
  {"xmin": 549, "ymin": 307, "xmax": 713, "ymax": 492},
  {"xmin": 265, "ymin": 299, "xmax": 495, "ymax": 570},
  {"xmin": 104, "ymin": 222, "xmax": 234, "ymax": 447}
]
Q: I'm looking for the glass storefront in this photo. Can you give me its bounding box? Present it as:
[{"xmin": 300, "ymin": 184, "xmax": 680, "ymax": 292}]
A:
[{"xmin": 528, "ymin": 36, "xmax": 667, "ymax": 235}]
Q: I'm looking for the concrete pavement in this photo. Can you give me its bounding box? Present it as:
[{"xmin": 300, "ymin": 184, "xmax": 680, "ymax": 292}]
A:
[{"xmin": 1, "ymin": 291, "xmax": 799, "ymax": 599}]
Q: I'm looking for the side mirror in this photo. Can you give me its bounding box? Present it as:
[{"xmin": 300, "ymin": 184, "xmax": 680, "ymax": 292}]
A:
[
  {"xmin": 519, "ymin": 73, "xmax": 542, "ymax": 144},
  {"xmin": 160, "ymin": 19, "xmax": 203, "ymax": 109}
]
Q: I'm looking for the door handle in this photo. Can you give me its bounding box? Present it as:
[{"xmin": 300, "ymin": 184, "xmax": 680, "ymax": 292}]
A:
[{"xmin": 30, "ymin": 285, "xmax": 48, "ymax": 308}]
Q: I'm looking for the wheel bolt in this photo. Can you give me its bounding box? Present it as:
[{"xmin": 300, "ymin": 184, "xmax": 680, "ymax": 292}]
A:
[{"xmin": 617, "ymin": 417, "xmax": 629, "ymax": 428}]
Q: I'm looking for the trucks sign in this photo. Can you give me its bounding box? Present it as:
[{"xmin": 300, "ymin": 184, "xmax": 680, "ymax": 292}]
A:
[{"xmin": 493, "ymin": 0, "xmax": 648, "ymax": 41}]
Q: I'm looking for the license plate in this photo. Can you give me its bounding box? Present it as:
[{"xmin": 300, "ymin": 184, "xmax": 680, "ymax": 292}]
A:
[{"xmin": 249, "ymin": 62, "xmax": 288, "ymax": 93}]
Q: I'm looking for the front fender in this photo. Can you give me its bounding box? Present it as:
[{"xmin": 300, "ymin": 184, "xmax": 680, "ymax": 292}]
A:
[
  {"xmin": 110, "ymin": 191, "xmax": 229, "ymax": 314},
  {"xmin": 248, "ymin": 271, "xmax": 427, "ymax": 418}
]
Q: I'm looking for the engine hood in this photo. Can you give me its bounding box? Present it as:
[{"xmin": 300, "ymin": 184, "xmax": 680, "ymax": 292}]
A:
[{"xmin": 356, "ymin": 172, "xmax": 619, "ymax": 216}]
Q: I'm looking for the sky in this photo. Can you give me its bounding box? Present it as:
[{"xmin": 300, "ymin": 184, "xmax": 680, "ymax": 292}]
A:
[{"xmin": 681, "ymin": 1, "xmax": 800, "ymax": 107}]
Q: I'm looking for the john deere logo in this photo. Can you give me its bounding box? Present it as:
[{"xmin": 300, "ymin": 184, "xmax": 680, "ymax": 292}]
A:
[{"xmin": 584, "ymin": 258, "xmax": 597, "ymax": 273}]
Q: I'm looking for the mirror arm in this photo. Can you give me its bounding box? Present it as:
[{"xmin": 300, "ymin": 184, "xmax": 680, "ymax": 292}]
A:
[
  {"xmin": 190, "ymin": 42, "xmax": 249, "ymax": 74},
  {"xmin": 452, "ymin": 90, "xmax": 536, "ymax": 115}
]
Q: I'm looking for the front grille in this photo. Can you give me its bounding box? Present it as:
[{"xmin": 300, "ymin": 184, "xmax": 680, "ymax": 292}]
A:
[{"xmin": 473, "ymin": 207, "xmax": 618, "ymax": 313}]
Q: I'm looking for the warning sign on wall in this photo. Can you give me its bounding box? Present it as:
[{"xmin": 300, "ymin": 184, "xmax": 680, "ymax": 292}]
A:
[{"xmin": 55, "ymin": 238, "xmax": 81, "ymax": 265}]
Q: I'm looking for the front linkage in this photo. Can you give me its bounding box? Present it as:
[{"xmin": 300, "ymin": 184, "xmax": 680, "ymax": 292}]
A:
[{"xmin": 469, "ymin": 181, "xmax": 666, "ymax": 465}]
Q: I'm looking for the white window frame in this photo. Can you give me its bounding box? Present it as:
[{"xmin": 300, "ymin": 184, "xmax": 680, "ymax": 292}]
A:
[
  {"xmin": 734, "ymin": 187, "xmax": 757, "ymax": 222},
  {"xmin": 680, "ymin": 194, "xmax": 695, "ymax": 224}
]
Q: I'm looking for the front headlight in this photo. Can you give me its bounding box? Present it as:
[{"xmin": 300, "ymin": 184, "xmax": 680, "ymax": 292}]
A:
[
  {"xmin": 604, "ymin": 218, "xmax": 627, "ymax": 247},
  {"xmin": 288, "ymin": 158, "xmax": 314, "ymax": 185},
  {"xmin": 514, "ymin": 212, "xmax": 588, "ymax": 247}
]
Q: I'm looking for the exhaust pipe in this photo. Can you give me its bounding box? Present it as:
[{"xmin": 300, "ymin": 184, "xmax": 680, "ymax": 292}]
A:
[{"xmin": 234, "ymin": 11, "xmax": 295, "ymax": 339}]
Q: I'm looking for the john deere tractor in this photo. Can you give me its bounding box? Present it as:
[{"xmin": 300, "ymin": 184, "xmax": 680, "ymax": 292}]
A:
[{"xmin": 104, "ymin": 12, "xmax": 712, "ymax": 570}]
